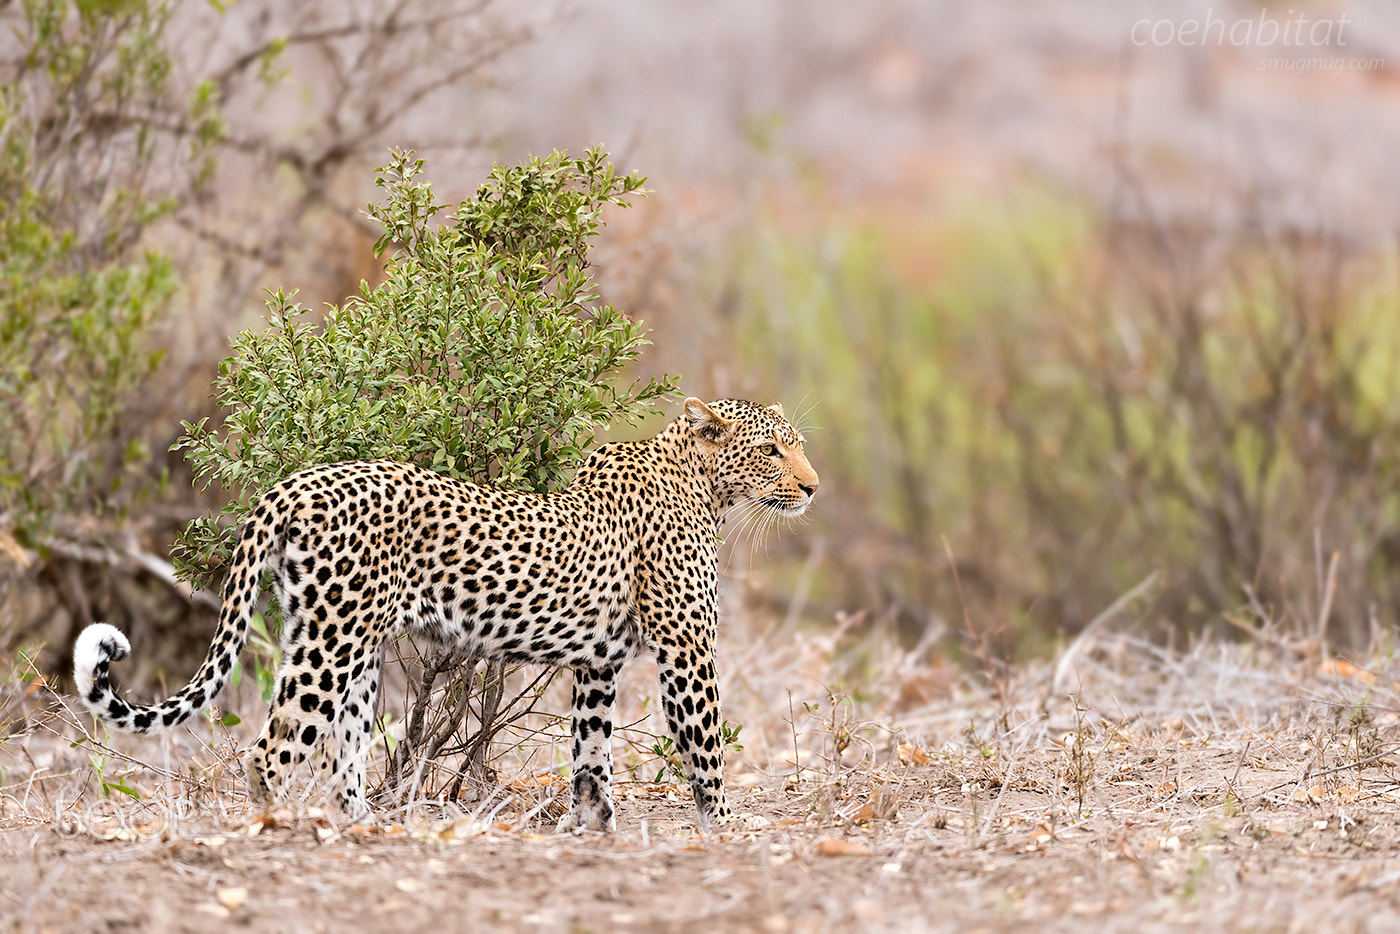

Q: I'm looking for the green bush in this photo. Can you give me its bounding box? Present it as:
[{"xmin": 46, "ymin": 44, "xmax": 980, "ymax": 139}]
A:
[
  {"xmin": 173, "ymin": 147, "xmax": 675, "ymax": 800},
  {"xmin": 705, "ymin": 190, "xmax": 1400, "ymax": 653},
  {"xmin": 0, "ymin": 0, "xmax": 219, "ymax": 542},
  {"xmin": 174, "ymin": 147, "xmax": 673, "ymax": 587}
]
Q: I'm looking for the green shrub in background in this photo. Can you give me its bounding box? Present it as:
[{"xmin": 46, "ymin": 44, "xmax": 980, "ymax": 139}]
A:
[
  {"xmin": 709, "ymin": 193, "xmax": 1093, "ymax": 650},
  {"xmin": 172, "ymin": 147, "xmax": 675, "ymax": 801},
  {"xmin": 712, "ymin": 190, "xmax": 1400, "ymax": 654},
  {"xmin": 0, "ymin": 0, "xmax": 220, "ymax": 544}
]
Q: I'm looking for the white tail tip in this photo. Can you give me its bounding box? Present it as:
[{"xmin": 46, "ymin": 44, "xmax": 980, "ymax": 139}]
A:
[{"xmin": 73, "ymin": 623, "xmax": 131, "ymax": 700}]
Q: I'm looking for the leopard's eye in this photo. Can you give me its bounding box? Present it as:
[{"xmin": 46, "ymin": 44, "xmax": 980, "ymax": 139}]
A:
[{"xmin": 760, "ymin": 443, "xmax": 779, "ymax": 457}]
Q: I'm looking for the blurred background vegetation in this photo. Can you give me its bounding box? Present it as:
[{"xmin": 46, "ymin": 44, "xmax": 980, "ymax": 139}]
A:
[{"xmin": 3, "ymin": 0, "xmax": 1399, "ymax": 689}]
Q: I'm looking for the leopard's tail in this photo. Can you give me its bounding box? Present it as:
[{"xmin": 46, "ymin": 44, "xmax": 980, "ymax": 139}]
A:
[{"xmin": 73, "ymin": 505, "xmax": 283, "ymax": 734}]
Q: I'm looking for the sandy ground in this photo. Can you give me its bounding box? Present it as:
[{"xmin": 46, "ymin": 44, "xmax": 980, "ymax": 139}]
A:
[
  {"xmin": 7, "ymin": 647, "xmax": 1400, "ymax": 934},
  {"xmin": 6, "ymin": 781, "xmax": 1400, "ymax": 933}
]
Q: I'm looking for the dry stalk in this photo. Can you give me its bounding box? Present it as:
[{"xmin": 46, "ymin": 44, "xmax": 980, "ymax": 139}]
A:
[
  {"xmin": 975, "ymin": 755, "xmax": 1018, "ymax": 848},
  {"xmin": 1316, "ymin": 547, "xmax": 1340, "ymax": 660},
  {"xmin": 942, "ymin": 535, "xmax": 1012, "ymax": 721},
  {"xmin": 787, "ymin": 689, "xmax": 801, "ymax": 790},
  {"xmin": 1052, "ymin": 571, "xmax": 1158, "ymax": 696}
]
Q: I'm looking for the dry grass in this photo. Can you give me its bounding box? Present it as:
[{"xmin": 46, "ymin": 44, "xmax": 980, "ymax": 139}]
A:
[{"xmin": 4, "ymin": 578, "xmax": 1400, "ymax": 931}]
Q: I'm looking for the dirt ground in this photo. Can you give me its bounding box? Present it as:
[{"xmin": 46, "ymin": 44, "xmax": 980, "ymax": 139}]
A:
[
  {"xmin": 6, "ymin": 632, "xmax": 1400, "ymax": 933},
  {"xmin": 5, "ymin": 759, "xmax": 1400, "ymax": 933}
]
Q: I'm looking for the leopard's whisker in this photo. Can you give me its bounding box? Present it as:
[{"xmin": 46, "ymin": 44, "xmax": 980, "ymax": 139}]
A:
[
  {"xmin": 729, "ymin": 498, "xmax": 770, "ymax": 554},
  {"xmin": 792, "ymin": 391, "xmax": 823, "ymax": 437}
]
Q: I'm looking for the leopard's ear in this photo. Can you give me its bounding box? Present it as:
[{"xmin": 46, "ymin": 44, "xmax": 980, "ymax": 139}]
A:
[
  {"xmin": 684, "ymin": 397, "xmax": 737, "ymax": 444},
  {"xmin": 768, "ymin": 402, "xmax": 785, "ymax": 419}
]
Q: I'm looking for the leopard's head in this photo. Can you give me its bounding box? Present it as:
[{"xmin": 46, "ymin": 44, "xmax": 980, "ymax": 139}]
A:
[{"xmin": 683, "ymin": 397, "xmax": 819, "ymax": 517}]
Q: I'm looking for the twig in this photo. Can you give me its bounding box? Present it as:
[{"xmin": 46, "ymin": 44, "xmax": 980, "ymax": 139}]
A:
[
  {"xmin": 1053, "ymin": 571, "xmax": 1159, "ymax": 695},
  {"xmin": 1257, "ymin": 744, "xmax": 1400, "ymax": 798},
  {"xmin": 942, "ymin": 535, "xmax": 1011, "ymax": 714},
  {"xmin": 1316, "ymin": 549, "xmax": 1340, "ymax": 661},
  {"xmin": 1225, "ymin": 740, "xmax": 1251, "ymax": 801},
  {"xmin": 975, "ymin": 757, "xmax": 1018, "ymax": 847},
  {"xmin": 1221, "ymin": 610, "xmax": 1291, "ymax": 651},
  {"xmin": 788, "ymin": 689, "xmax": 801, "ymax": 790},
  {"xmin": 448, "ymin": 660, "xmax": 508, "ymax": 801},
  {"xmin": 39, "ymin": 534, "xmax": 219, "ymax": 609}
]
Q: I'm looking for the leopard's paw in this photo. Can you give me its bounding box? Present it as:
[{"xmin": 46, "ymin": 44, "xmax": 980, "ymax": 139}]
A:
[
  {"xmin": 713, "ymin": 811, "xmax": 771, "ymax": 831},
  {"xmin": 556, "ymin": 806, "xmax": 615, "ymax": 834}
]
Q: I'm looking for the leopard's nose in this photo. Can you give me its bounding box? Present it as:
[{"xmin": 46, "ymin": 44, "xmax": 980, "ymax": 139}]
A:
[{"xmin": 799, "ymin": 480, "xmax": 819, "ymax": 498}]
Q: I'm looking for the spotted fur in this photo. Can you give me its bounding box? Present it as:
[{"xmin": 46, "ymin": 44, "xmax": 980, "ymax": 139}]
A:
[{"xmin": 73, "ymin": 398, "xmax": 818, "ymax": 831}]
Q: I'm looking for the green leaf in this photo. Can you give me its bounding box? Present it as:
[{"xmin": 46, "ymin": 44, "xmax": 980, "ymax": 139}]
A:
[{"xmin": 103, "ymin": 779, "xmax": 142, "ymax": 800}]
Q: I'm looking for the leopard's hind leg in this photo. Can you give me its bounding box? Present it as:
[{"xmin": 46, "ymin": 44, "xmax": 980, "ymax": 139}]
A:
[
  {"xmin": 558, "ymin": 663, "xmax": 621, "ymax": 833},
  {"xmin": 244, "ymin": 573, "xmax": 345, "ymax": 809},
  {"xmin": 245, "ymin": 647, "xmax": 335, "ymax": 809},
  {"xmin": 320, "ymin": 639, "xmax": 385, "ymax": 817}
]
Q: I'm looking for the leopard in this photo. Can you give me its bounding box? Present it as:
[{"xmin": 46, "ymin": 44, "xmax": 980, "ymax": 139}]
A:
[{"xmin": 73, "ymin": 397, "xmax": 818, "ymax": 832}]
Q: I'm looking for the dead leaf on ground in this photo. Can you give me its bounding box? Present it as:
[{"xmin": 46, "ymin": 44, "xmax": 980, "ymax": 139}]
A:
[
  {"xmin": 91, "ymin": 826, "xmax": 139, "ymax": 842},
  {"xmin": 507, "ymin": 772, "xmax": 567, "ymax": 792},
  {"xmin": 1318, "ymin": 658, "xmax": 1376, "ymax": 682},
  {"xmin": 246, "ymin": 809, "xmax": 296, "ymax": 836},
  {"xmin": 1292, "ymin": 786, "xmax": 1327, "ymax": 805},
  {"xmin": 348, "ymin": 823, "xmax": 379, "ymax": 835},
  {"xmin": 813, "ymin": 838, "xmax": 871, "ymax": 857},
  {"xmin": 437, "ymin": 817, "xmax": 482, "ymax": 841},
  {"xmin": 897, "ymin": 744, "xmax": 929, "ymax": 766},
  {"xmin": 313, "ymin": 818, "xmax": 338, "ymax": 843}
]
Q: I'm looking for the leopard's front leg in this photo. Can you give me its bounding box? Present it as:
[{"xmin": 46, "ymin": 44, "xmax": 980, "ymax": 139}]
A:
[
  {"xmin": 655, "ymin": 644, "xmax": 732, "ymax": 830},
  {"xmin": 558, "ymin": 663, "xmax": 620, "ymax": 833}
]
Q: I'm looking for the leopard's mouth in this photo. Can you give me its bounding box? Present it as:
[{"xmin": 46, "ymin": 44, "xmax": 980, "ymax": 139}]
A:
[{"xmin": 763, "ymin": 496, "xmax": 812, "ymax": 518}]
